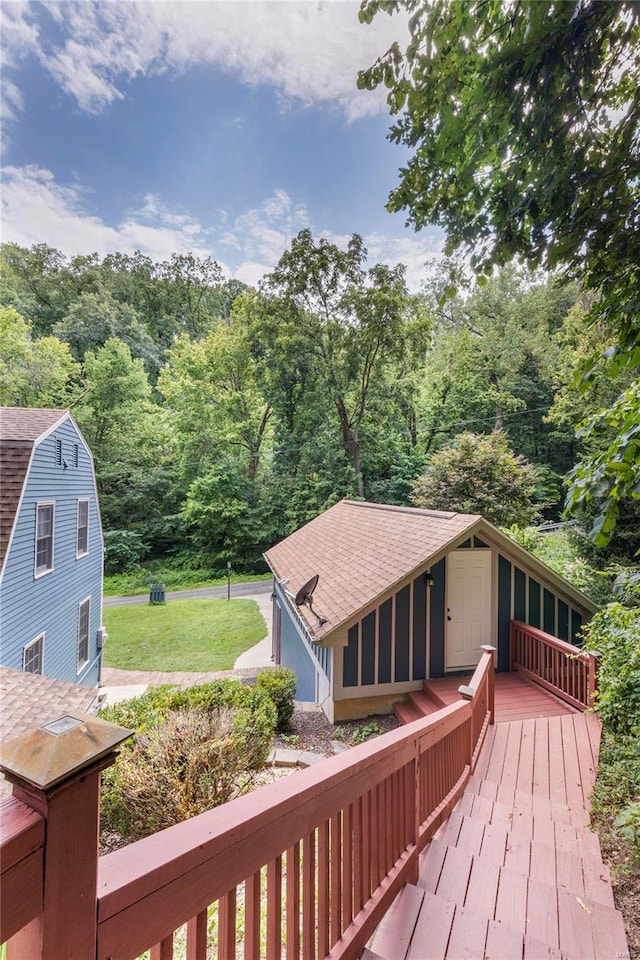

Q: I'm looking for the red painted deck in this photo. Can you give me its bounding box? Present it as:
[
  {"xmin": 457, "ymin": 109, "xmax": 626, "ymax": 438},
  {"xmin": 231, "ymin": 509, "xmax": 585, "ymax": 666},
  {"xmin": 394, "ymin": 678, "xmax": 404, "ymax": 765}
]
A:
[
  {"xmin": 366, "ymin": 714, "xmax": 630, "ymax": 960},
  {"xmin": 426, "ymin": 671, "xmax": 577, "ymax": 722}
]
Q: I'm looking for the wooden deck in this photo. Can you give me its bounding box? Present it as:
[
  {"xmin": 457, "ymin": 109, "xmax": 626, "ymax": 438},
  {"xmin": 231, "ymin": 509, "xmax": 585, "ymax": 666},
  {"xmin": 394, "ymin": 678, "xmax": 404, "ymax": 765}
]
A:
[
  {"xmin": 426, "ymin": 671, "xmax": 578, "ymax": 722},
  {"xmin": 365, "ymin": 714, "xmax": 630, "ymax": 960}
]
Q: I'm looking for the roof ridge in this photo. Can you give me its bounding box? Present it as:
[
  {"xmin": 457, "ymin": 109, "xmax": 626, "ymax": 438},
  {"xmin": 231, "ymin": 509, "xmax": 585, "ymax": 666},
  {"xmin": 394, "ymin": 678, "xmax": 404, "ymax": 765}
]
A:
[{"xmin": 341, "ymin": 499, "xmax": 473, "ymax": 521}]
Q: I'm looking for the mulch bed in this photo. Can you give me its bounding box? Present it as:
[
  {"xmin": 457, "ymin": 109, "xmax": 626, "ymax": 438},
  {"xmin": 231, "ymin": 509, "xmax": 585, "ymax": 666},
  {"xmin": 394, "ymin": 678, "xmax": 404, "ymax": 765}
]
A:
[{"xmin": 273, "ymin": 708, "xmax": 399, "ymax": 756}]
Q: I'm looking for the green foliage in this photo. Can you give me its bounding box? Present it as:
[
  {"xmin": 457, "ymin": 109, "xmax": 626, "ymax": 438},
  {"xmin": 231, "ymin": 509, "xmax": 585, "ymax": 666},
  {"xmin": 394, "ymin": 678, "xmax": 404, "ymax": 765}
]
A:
[
  {"xmin": 582, "ymin": 604, "xmax": 640, "ymax": 737},
  {"xmin": 102, "ymin": 598, "xmax": 267, "ymax": 672},
  {"xmin": 590, "ymin": 733, "xmax": 640, "ymax": 864},
  {"xmin": 0, "ymin": 305, "xmax": 80, "ymax": 406},
  {"xmin": 359, "ymin": 0, "xmax": 640, "ymax": 543},
  {"xmin": 257, "ymin": 667, "xmax": 297, "ymax": 732},
  {"xmin": 352, "ymin": 721, "xmax": 382, "ymax": 744},
  {"xmin": 614, "ymin": 801, "xmax": 640, "ymax": 854},
  {"xmin": 100, "ymin": 681, "xmax": 276, "ymax": 839},
  {"xmin": 103, "ymin": 529, "xmax": 149, "ymax": 573},
  {"xmin": 565, "ymin": 381, "xmax": 640, "ymax": 548},
  {"xmin": 411, "ymin": 431, "xmax": 540, "ymax": 526}
]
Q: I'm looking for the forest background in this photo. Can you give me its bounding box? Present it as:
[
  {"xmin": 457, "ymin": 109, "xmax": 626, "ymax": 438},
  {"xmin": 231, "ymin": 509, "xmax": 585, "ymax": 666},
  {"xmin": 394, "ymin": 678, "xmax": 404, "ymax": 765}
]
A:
[{"xmin": 1, "ymin": 233, "xmax": 637, "ymax": 594}]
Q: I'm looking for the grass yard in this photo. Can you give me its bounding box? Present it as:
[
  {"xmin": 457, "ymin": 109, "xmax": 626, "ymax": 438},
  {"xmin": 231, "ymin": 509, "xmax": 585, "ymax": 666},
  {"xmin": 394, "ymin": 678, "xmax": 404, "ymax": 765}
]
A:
[{"xmin": 102, "ymin": 598, "xmax": 267, "ymax": 671}]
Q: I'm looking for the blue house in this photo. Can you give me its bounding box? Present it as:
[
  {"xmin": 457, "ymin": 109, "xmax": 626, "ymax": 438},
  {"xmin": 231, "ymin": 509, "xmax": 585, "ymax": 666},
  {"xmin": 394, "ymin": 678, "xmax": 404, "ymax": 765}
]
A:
[
  {"xmin": 0, "ymin": 407, "xmax": 105, "ymax": 688},
  {"xmin": 265, "ymin": 500, "xmax": 598, "ymax": 721}
]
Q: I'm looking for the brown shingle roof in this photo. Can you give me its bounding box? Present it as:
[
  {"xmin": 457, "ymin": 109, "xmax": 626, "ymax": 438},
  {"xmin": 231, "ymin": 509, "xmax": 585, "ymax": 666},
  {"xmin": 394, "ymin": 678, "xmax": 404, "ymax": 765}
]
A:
[
  {"xmin": 0, "ymin": 444, "xmax": 32, "ymax": 570},
  {"xmin": 0, "ymin": 406, "xmax": 66, "ymax": 441},
  {"xmin": 264, "ymin": 500, "xmax": 480, "ymax": 640},
  {"xmin": 0, "ymin": 666, "xmax": 99, "ymax": 794},
  {"xmin": 0, "ymin": 408, "xmax": 68, "ymax": 572}
]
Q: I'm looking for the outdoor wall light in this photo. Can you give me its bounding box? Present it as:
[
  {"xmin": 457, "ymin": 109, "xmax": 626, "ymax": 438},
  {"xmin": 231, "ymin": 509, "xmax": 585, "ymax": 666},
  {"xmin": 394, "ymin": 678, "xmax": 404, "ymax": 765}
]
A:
[{"xmin": 425, "ymin": 571, "xmax": 435, "ymax": 588}]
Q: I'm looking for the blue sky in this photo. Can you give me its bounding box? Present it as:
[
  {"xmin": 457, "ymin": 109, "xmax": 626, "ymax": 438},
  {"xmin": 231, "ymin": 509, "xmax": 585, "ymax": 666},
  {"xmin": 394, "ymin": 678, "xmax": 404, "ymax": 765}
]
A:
[{"xmin": 1, "ymin": 1, "xmax": 443, "ymax": 289}]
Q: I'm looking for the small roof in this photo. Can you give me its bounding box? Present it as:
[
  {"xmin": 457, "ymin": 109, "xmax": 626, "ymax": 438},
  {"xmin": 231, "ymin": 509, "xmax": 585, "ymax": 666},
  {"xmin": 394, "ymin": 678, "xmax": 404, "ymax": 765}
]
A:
[
  {"xmin": 0, "ymin": 406, "xmax": 67, "ymax": 442},
  {"xmin": 265, "ymin": 500, "xmax": 480, "ymax": 640},
  {"xmin": 0, "ymin": 407, "xmax": 69, "ymax": 571},
  {"xmin": 0, "ymin": 666, "xmax": 100, "ymax": 794}
]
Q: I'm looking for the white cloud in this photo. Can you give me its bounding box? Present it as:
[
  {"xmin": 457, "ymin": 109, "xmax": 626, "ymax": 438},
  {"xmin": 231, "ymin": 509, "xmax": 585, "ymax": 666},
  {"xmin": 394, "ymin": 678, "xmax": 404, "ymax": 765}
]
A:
[
  {"xmin": 3, "ymin": 0, "xmax": 407, "ymax": 120},
  {"xmin": 1, "ymin": 164, "xmax": 441, "ymax": 290}
]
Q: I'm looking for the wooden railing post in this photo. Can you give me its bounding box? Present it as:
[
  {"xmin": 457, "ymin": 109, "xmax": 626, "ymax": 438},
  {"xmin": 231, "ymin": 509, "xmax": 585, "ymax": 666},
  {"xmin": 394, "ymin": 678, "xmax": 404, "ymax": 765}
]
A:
[
  {"xmin": 0, "ymin": 711, "xmax": 131, "ymax": 960},
  {"xmin": 587, "ymin": 650, "xmax": 601, "ymax": 707},
  {"xmin": 481, "ymin": 646, "xmax": 496, "ymax": 725}
]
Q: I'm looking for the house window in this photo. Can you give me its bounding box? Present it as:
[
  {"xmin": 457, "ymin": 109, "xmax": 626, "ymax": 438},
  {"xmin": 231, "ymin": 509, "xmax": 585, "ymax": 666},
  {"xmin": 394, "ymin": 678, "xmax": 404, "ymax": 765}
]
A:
[
  {"xmin": 35, "ymin": 502, "xmax": 54, "ymax": 575},
  {"xmin": 73, "ymin": 443, "xmax": 79, "ymax": 467},
  {"xmin": 55, "ymin": 438, "xmax": 62, "ymax": 465},
  {"xmin": 77, "ymin": 499, "xmax": 89, "ymax": 557},
  {"xmin": 77, "ymin": 598, "xmax": 90, "ymax": 672},
  {"xmin": 23, "ymin": 635, "xmax": 44, "ymax": 674}
]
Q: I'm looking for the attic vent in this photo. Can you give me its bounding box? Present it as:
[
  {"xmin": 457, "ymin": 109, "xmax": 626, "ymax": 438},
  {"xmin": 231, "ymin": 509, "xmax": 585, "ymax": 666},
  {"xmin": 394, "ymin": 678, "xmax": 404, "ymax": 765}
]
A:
[
  {"xmin": 55, "ymin": 438, "xmax": 62, "ymax": 465},
  {"xmin": 73, "ymin": 443, "xmax": 79, "ymax": 467}
]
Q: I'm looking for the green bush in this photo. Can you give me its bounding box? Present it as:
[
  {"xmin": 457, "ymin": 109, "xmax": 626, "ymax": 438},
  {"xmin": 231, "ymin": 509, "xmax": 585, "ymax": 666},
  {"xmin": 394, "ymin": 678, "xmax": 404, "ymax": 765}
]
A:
[
  {"xmin": 583, "ymin": 603, "xmax": 640, "ymax": 736},
  {"xmin": 257, "ymin": 667, "xmax": 297, "ymax": 732},
  {"xmin": 103, "ymin": 529, "xmax": 149, "ymax": 573},
  {"xmin": 100, "ymin": 680, "xmax": 277, "ymax": 840}
]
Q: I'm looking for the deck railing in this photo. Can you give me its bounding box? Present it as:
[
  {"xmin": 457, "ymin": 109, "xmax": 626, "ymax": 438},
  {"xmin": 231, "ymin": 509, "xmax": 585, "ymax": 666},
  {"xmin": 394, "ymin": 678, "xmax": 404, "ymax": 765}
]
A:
[
  {"xmin": 510, "ymin": 620, "xmax": 598, "ymax": 710},
  {"xmin": 0, "ymin": 796, "xmax": 45, "ymax": 944},
  {"xmin": 1, "ymin": 651, "xmax": 495, "ymax": 960}
]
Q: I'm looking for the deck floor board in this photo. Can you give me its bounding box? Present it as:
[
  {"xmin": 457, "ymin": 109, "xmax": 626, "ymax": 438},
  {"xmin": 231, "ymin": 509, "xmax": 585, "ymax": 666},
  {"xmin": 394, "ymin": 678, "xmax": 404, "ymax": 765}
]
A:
[{"xmin": 371, "ymin": 711, "xmax": 630, "ymax": 960}]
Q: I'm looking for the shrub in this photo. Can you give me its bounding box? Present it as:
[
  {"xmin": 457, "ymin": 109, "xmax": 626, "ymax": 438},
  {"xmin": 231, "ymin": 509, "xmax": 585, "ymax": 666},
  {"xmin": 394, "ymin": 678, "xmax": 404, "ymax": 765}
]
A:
[
  {"xmin": 257, "ymin": 667, "xmax": 297, "ymax": 732},
  {"xmin": 583, "ymin": 603, "xmax": 640, "ymax": 736},
  {"xmin": 102, "ymin": 710, "xmax": 266, "ymax": 838},
  {"xmin": 103, "ymin": 529, "xmax": 149, "ymax": 573},
  {"xmin": 100, "ymin": 679, "xmax": 277, "ymax": 840}
]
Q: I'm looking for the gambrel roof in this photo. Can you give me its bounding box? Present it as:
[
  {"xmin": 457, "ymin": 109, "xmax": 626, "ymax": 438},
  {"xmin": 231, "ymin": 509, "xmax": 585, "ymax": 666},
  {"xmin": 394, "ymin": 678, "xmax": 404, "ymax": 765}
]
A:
[
  {"xmin": 0, "ymin": 407, "xmax": 68, "ymax": 571},
  {"xmin": 264, "ymin": 499, "xmax": 597, "ymax": 642}
]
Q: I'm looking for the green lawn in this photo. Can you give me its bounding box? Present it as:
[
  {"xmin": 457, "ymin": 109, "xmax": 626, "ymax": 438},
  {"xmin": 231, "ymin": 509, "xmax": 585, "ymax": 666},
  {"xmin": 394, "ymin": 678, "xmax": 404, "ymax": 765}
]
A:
[
  {"xmin": 103, "ymin": 568, "xmax": 270, "ymax": 597},
  {"xmin": 102, "ymin": 598, "xmax": 267, "ymax": 671}
]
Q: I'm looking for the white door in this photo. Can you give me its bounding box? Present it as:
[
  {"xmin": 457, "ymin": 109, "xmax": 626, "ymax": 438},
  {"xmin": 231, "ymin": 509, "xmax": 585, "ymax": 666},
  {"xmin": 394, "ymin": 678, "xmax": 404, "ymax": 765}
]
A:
[{"xmin": 446, "ymin": 550, "xmax": 492, "ymax": 670}]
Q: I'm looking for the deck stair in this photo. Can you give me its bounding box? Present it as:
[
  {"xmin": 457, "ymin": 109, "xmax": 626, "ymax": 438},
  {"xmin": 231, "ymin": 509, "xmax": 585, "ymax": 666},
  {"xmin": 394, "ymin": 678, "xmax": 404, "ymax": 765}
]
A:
[
  {"xmin": 394, "ymin": 681, "xmax": 448, "ymax": 724},
  {"xmin": 363, "ymin": 766, "xmax": 628, "ymax": 960}
]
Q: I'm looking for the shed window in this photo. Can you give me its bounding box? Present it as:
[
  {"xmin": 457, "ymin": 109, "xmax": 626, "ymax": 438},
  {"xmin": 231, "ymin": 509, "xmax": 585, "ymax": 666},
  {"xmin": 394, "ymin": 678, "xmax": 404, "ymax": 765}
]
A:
[
  {"xmin": 55, "ymin": 438, "xmax": 62, "ymax": 465},
  {"xmin": 35, "ymin": 503, "xmax": 54, "ymax": 575},
  {"xmin": 23, "ymin": 635, "xmax": 44, "ymax": 674},
  {"xmin": 77, "ymin": 499, "xmax": 89, "ymax": 557},
  {"xmin": 78, "ymin": 598, "xmax": 90, "ymax": 671}
]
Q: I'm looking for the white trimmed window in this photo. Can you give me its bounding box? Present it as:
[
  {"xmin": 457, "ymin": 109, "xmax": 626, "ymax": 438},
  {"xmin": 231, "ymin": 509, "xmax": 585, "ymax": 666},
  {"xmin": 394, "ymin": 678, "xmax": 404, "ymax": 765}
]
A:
[
  {"xmin": 35, "ymin": 502, "xmax": 54, "ymax": 576},
  {"xmin": 23, "ymin": 635, "xmax": 44, "ymax": 674},
  {"xmin": 76, "ymin": 499, "xmax": 89, "ymax": 557},
  {"xmin": 77, "ymin": 598, "xmax": 90, "ymax": 672}
]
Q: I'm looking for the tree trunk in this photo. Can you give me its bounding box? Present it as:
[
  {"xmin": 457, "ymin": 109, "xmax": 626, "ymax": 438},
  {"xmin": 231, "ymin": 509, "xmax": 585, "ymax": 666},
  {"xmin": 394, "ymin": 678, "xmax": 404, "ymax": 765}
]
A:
[{"xmin": 336, "ymin": 395, "xmax": 365, "ymax": 498}]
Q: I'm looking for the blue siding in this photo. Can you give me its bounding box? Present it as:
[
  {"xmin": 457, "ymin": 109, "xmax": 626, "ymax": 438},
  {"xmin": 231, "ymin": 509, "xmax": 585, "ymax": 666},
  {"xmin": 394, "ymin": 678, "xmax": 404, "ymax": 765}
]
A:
[
  {"xmin": 279, "ymin": 606, "xmax": 318, "ymax": 701},
  {"xmin": 0, "ymin": 416, "xmax": 103, "ymax": 687}
]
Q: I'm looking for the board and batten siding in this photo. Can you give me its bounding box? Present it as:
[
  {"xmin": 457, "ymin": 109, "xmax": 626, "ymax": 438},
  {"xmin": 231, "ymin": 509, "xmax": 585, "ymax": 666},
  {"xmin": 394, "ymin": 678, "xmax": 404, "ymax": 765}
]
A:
[
  {"xmin": 341, "ymin": 563, "xmax": 443, "ymax": 691},
  {"xmin": 497, "ymin": 552, "xmax": 587, "ymax": 672},
  {"xmin": 274, "ymin": 583, "xmax": 332, "ymax": 705},
  {"xmin": 0, "ymin": 417, "xmax": 103, "ymax": 687}
]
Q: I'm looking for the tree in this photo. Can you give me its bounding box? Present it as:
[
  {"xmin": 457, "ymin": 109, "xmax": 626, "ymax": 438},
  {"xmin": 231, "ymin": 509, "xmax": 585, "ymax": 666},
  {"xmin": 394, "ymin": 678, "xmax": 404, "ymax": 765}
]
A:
[
  {"xmin": 410, "ymin": 431, "xmax": 541, "ymax": 527},
  {"xmin": 55, "ymin": 291, "xmax": 158, "ymax": 370},
  {"xmin": 359, "ymin": 0, "xmax": 640, "ymax": 539},
  {"xmin": 0, "ymin": 306, "xmax": 80, "ymax": 407},
  {"xmin": 260, "ymin": 229, "xmax": 429, "ymax": 498}
]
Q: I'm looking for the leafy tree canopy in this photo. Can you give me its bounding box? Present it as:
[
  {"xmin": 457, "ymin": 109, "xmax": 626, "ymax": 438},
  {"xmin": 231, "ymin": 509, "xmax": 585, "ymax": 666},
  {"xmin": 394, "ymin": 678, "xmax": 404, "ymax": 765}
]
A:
[
  {"xmin": 359, "ymin": 0, "xmax": 640, "ymax": 541},
  {"xmin": 410, "ymin": 431, "xmax": 541, "ymax": 527}
]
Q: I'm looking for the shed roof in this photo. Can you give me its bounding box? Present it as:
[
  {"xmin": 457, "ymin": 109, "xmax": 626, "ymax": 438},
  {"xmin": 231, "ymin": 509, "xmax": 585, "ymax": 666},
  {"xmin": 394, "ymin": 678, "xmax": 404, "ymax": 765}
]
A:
[
  {"xmin": 265, "ymin": 500, "xmax": 480, "ymax": 640},
  {"xmin": 264, "ymin": 499, "xmax": 598, "ymax": 642},
  {"xmin": 0, "ymin": 407, "xmax": 69, "ymax": 572}
]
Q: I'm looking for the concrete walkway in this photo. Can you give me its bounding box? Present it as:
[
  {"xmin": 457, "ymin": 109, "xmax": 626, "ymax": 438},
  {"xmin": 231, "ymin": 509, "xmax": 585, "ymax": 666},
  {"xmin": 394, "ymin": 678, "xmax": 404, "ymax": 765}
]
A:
[{"xmin": 100, "ymin": 589, "xmax": 274, "ymax": 706}]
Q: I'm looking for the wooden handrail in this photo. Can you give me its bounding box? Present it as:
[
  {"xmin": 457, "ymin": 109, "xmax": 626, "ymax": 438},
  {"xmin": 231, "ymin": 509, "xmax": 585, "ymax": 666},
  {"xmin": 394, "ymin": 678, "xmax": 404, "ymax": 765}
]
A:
[
  {"xmin": 96, "ymin": 652, "xmax": 495, "ymax": 960},
  {"xmin": 0, "ymin": 796, "xmax": 45, "ymax": 943},
  {"xmin": 510, "ymin": 620, "xmax": 597, "ymax": 711},
  {"xmin": 3, "ymin": 655, "xmax": 494, "ymax": 959}
]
